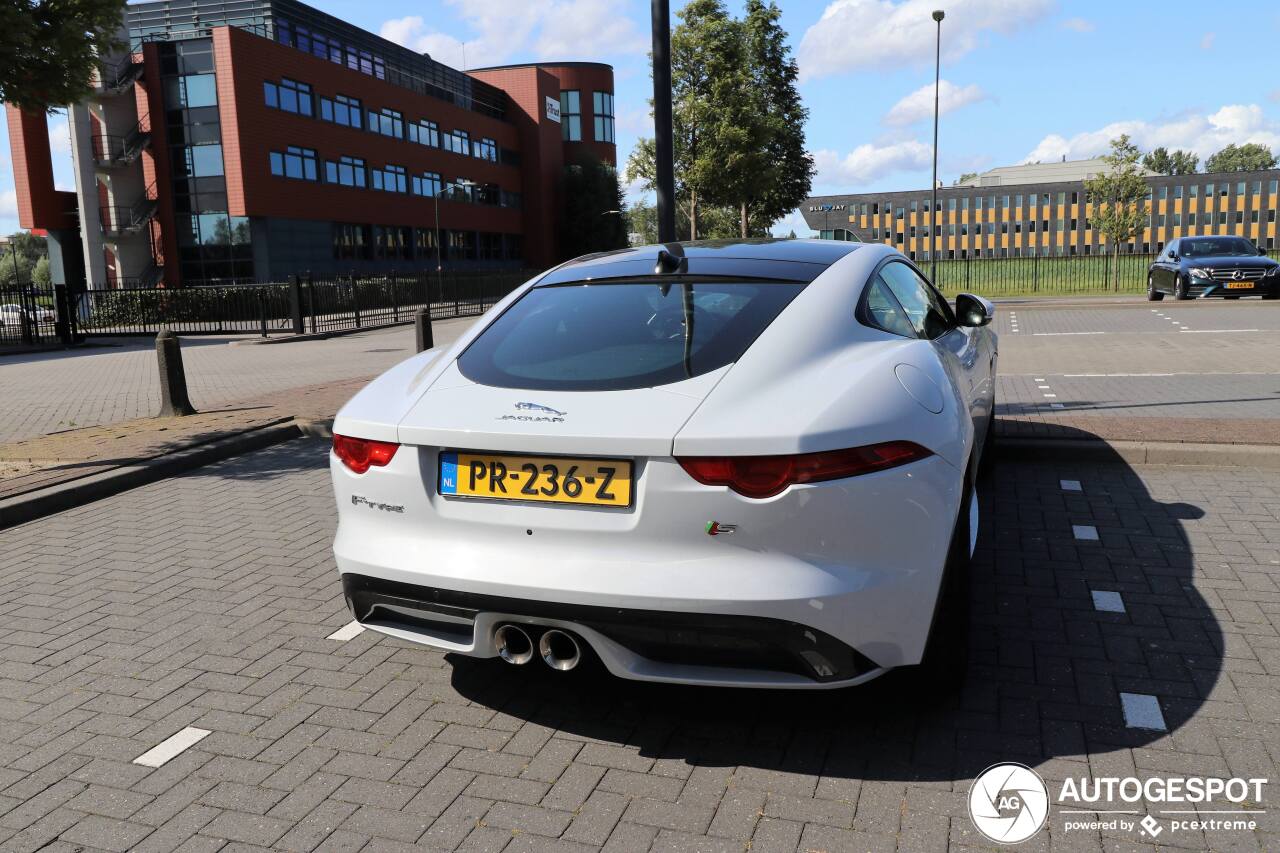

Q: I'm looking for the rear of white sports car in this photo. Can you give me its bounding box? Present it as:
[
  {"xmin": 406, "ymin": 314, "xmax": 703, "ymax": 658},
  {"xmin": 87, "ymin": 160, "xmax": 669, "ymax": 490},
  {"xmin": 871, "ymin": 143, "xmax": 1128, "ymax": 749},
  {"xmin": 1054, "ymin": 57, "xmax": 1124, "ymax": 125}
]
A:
[{"xmin": 331, "ymin": 241, "xmax": 990, "ymax": 689}]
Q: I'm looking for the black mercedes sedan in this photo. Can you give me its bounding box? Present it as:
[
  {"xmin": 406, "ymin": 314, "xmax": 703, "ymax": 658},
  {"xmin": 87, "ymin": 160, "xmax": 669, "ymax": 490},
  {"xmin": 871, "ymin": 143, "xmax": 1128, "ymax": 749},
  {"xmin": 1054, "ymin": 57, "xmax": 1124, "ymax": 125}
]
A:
[{"xmin": 1148, "ymin": 236, "xmax": 1280, "ymax": 300}]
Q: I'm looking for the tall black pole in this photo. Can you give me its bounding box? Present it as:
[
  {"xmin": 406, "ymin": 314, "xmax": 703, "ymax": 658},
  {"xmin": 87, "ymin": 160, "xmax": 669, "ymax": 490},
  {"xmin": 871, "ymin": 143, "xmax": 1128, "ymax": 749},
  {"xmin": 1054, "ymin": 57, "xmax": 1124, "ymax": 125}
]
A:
[
  {"xmin": 652, "ymin": 0, "xmax": 676, "ymax": 243},
  {"xmin": 930, "ymin": 10, "xmax": 944, "ymax": 283}
]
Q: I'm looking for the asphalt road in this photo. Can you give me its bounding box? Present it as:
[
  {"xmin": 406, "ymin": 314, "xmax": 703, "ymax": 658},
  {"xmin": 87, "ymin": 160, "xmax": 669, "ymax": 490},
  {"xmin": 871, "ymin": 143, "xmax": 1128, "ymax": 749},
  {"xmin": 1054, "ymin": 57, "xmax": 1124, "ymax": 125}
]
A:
[
  {"xmin": 996, "ymin": 299, "xmax": 1280, "ymax": 421},
  {"xmin": 0, "ymin": 439, "xmax": 1275, "ymax": 851}
]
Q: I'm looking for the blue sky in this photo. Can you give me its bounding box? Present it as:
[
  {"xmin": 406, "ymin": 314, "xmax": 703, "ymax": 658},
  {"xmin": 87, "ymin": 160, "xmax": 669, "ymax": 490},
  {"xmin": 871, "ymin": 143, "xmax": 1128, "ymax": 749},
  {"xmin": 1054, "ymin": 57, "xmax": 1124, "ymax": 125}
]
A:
[{"xmin": 4, "ymin": 0, "xmax": 1280, "ymax": 237}]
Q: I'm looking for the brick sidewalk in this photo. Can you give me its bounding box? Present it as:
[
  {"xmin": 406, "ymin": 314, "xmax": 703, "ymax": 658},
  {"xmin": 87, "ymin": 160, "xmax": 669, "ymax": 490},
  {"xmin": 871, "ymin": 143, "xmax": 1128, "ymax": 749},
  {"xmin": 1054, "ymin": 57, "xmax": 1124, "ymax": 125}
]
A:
[
  {"xmin": 0, "ymin": 377, "xmax": 368, "ymax": 501},
  {"xmin": 0, "ymin": 441, "xmax": 1275, "ymax": 851}
]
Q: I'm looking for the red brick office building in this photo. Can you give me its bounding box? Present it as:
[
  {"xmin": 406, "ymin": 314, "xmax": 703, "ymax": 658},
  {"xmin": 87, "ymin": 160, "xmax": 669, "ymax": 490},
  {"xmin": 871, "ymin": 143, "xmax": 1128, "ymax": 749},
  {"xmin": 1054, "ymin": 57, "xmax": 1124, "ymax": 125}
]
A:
[{"xmin": 4, "ymin": 0, "xmax": 617, "ymax": 287}]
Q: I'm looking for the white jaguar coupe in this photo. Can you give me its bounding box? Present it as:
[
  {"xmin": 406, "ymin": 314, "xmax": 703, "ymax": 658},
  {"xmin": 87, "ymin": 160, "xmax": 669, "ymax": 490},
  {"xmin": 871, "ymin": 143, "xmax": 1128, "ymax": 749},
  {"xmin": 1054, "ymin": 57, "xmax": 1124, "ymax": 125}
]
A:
[{"xmin": 330, "ymin": 240, "xmax": 996, "ymax": 689}]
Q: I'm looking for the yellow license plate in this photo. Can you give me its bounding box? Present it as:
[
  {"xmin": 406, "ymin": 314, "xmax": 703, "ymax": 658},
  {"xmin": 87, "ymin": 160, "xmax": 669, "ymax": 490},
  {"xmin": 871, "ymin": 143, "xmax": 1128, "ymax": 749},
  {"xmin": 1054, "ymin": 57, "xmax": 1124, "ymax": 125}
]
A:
[
  {"xmin": 1226, "ymin": 282, "xmax": 1253, "ymax": 289},
  {"xmin": 439, "ymin": 451, "xmax": 633, "ymax": 507}
]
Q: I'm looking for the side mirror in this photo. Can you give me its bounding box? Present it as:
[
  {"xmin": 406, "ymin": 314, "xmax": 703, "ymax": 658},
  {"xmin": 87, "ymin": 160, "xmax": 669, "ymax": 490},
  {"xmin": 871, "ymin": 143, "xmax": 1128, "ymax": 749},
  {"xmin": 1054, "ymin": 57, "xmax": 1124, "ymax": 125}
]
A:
[
  {"xmin": 1259, "ymin": 246, "xmax": 1269, "ymax": 256},
  {"xmin": 1168, "ymin": 252, "xmax": 1178, "ymax": 261},
  {"xmin": 955, "ymin": 293, "xmax": 994, "ymax": 327}
]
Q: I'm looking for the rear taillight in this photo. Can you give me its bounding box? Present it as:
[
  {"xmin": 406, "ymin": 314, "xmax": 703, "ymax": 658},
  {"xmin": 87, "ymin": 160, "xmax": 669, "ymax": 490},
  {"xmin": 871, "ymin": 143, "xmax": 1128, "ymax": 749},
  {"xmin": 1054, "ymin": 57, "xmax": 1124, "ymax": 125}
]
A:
[
  {"xmin": 333, "ymin": 434, "xmax": 399, "ymax": 474},
  {"xmin": 677, "ymin": 441, "xmax": 932, "ymax": 499}
]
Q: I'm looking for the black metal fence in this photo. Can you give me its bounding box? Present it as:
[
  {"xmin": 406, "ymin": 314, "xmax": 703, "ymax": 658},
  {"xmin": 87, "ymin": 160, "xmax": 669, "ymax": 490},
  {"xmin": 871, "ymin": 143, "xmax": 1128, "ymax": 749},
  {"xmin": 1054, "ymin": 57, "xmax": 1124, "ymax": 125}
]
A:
[
  {"xmin": 929, "ymin": 249, "xmax": 1280, "ymax": 296},
  {"xmin": 0, "ymin": 284, "xmax": 61, "ymax": 347},
  {"xmin": 75, "ymin": 269, "xmax": 538, "ymax": 337}
]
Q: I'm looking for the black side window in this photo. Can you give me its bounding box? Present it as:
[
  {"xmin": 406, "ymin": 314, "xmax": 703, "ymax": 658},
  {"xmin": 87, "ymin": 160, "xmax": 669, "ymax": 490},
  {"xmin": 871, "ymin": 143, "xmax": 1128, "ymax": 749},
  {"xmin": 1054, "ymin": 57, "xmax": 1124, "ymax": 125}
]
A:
[
  {"xmin": 862, "ymin": 276, "xmax": 917, "ymax": 338},
  {"xmin": 879, "ymin": 262, "xmax": 955, "ymax": 340}
]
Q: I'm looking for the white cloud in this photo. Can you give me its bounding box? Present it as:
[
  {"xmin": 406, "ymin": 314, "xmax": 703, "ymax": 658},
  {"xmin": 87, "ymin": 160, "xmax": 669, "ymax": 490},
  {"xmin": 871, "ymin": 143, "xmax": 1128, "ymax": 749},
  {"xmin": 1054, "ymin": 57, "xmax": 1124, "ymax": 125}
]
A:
[
  {"xmin": 884, "ymin": 79, "xmax": 987, "ymax": 126},
  {"xmin": 812, "ymin": 139, "xmax": 933, "ymax": 189},
  {"xmin": 1200, "ymin": 32, "xmax": 1215, "ymax": 50},
  {"xmin": 0, "ymin": 190, "xmax": 17, "ymax": 219},
  {"xmin": 1060, "ymin": 17, "xmax": 1094, "ymax": 32},
  {"xmin": 1022, "ymin": 104, "xmax": 1280, "ymax": 164},
  {"xmin": 770, "ymin": 208, "xmax": 816, "ymax": 238},
  {"xmin": 380, "ymin": 0, "xmax": 645, "ymax": 68},
  {"xmin": 47, "ymin": 115, "xmax": 71, "ymax": 155},
  {"xmin": 798, "ymin": 0, "xmax": 1054, "ymax": 81}
]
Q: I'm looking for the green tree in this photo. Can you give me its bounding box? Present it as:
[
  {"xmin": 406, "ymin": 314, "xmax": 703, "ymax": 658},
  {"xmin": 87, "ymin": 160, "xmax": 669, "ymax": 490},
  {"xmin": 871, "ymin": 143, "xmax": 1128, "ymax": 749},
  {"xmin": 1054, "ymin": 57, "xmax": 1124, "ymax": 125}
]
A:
[
  {"xmin": 31, "ymin": 256, "xmax": 51, "ymax": 286},
  {"xmin": 728, "ymin": 0, "xmax": 813, "ymax": 237},
  {"xmin": 0, "ymin": 0, "xmax": 126, "ymax": 112},
  {"xmin": 1085, "ymin": 135, "xmax": 1149, "ymax": 292},
  {"xmin": 0, "ymin": 231, "xmax": 48, "ymax": 285},
  {"xmin": 625, "ymin": 199, "xmax": 659, "ymax": 245},
  {"xmin": 1204, "ymin": 143, "xmax": 1277, "ymax": 173},
  {"xmin": 1143, "ymin": 147, "xmax": 1198, "ymax": 175},
  {"xmin": 953, "ymin": 172, "xmax": 978, "ymax": 186},
  {"xmin": 559, "ymin": 154, "xmax": 628, "ymax": 261}
]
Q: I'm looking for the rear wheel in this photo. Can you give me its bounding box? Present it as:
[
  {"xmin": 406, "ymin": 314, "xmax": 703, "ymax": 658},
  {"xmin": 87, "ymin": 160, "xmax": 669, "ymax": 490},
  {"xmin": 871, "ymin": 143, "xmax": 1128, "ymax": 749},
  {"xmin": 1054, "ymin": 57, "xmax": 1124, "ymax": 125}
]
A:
[
  {"xmin": 1147, "ymin": 275, "xmax": 1164, "ymax": 301},
  {"xmin": 1175, "ymin": 276, "xmax": 1191, "ymax": 300},
  {"xmin": 914, "ymin": 475, "xmax": 974, "ymax": 693}
]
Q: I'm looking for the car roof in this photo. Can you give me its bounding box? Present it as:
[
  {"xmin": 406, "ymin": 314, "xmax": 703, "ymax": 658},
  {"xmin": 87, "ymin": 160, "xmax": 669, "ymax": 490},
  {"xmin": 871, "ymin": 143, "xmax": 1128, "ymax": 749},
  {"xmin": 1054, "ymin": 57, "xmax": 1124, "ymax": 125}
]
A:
[{"xmin": 538, "ymin": 239, "xmax": 865, "ymax": 285}]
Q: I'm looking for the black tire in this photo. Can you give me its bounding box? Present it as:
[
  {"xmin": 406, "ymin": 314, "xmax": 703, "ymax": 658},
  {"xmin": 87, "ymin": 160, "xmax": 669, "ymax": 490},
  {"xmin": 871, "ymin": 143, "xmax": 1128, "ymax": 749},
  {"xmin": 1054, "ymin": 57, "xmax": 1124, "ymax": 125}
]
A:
[
  {"xmin": 1146, "ymin": 275, "xmax": 1164, "ymax": 301},
  {"xmin": 1175, "ymin": 276, "xmax": 1191, "ymax": 300},
  {"xmin": 914, "ymin": 475, "xmax": 974, "ymax": 693}
]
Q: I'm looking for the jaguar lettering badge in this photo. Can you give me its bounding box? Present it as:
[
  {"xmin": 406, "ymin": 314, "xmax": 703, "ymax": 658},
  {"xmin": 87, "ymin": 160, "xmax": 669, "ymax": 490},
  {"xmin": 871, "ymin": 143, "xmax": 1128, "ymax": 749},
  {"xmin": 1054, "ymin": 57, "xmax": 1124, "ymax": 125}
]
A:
[{"xmin": 499, "ymin": 402, "xmax": 566, "ymax": 423}]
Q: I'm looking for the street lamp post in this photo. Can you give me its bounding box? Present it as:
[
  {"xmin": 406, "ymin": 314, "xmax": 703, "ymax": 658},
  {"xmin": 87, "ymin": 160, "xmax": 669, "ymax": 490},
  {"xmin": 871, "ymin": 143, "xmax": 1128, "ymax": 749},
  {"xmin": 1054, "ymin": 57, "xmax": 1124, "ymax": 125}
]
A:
[
  {"xmin": 930, "ymin": 9, "xmax": 944, "ymax": 284},
  {"xmin": 651, "ymin": 0, "xmax": 676, "ymax": 243}
]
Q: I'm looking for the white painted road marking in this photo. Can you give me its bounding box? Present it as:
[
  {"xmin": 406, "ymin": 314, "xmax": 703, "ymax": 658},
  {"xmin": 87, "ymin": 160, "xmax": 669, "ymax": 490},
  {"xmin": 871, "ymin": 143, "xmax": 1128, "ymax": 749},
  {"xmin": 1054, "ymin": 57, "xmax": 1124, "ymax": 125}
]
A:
[
  {"xmin": 1031, "ymin": 331, "xmax": 1107, "ymax": 336},
  {"xmin": 1073, "ymin": 524, "xmax": 1099, "ymax": 541},
  {"xmin": 1120, "ymin": 693, "xmax": 1167, "ymax": 731},
  {"xmin": 1180, "ymin": 328, "xmax": 1260, "ymax": 333},
  {"xmin": 133, "ymin": 727, "xmax": 211, "ymax": 768},
  {"xmin": 1091, "ymin": 590, "xmax": 1126, "ymax": 613},
  {"xmin": 327, "ymin": 621, "xmax": 366, "ymax": 641},
  {"xmin": 1060, "ymin": 479, "xmax": 1082, "ymax": 491}
]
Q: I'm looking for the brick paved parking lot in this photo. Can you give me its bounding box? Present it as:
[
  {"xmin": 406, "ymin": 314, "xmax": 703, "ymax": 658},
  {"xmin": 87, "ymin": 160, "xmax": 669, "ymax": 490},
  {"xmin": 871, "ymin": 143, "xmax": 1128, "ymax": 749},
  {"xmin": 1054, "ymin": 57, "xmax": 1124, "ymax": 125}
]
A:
[{"xmin": 1, "ymin": 440, "xmax": 1277, "ymax": 851}]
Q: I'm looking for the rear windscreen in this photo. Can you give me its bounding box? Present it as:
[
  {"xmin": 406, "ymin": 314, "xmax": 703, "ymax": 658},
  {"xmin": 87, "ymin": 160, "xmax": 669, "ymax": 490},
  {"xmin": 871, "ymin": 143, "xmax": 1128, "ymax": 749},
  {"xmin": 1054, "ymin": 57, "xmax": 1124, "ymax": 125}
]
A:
[{"xmin": 458, "ymin": 280, "xmax": 806, "ymax": 391}]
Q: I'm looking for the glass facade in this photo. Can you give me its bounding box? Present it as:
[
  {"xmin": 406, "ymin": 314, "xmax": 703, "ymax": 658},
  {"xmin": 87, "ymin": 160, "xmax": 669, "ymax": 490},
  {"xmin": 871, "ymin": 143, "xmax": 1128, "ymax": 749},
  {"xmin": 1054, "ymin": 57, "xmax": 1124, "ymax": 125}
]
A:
[{"xmin": 160, "ymin": 38, "xmax": 254, "ymax": 283}]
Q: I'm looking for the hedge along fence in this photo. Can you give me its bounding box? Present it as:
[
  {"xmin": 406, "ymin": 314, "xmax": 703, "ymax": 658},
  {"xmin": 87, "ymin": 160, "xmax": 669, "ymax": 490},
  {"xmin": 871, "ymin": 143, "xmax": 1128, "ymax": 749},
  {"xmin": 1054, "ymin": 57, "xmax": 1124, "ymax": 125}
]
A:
[
  {"xmin": 929, "ymin": 249, "xmax": 1280, "ymax": 297},
  {"xmin": 76, "ymin": 269, "xmax": 539, "ymax": 336}
]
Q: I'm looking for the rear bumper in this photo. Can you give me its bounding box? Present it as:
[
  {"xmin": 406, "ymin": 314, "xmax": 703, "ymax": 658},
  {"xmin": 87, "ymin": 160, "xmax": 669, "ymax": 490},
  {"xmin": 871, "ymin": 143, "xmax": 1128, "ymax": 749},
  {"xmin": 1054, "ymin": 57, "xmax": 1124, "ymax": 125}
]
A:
[
  {"xmin": 331, "ymin": 447, "xmax": 963, "ymax": 688},
  {"xmin": 342, "ymin": 573, "xmax": 882, "ymax": 688}
]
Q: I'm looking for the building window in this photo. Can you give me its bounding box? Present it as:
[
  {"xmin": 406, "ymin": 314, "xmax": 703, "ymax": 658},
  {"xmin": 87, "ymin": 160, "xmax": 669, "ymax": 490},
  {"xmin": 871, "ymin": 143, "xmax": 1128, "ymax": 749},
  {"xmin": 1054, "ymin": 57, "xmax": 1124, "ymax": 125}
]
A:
[
  {"xmin": 179, "ymin": 144, "xmax": 224, "ymax": 178},
  {"xmin": 319, "ymin": 94, "xmax": 362, "ymax": 129},
  {"xmin": 374, "ymin": 225, "xmax": 413, "ymax": 261},
  {"xmin": 269, "ymin": 146, "xmax": 318, "ymax": 181},
  {"xmin": 264, "ymin": 78, "xmax": 312, "ymax": 116},
  {"xmin": 412, "ymin": 171, "xmax": 442, "ymax": 197},
  {"xmin": 371, "ymin": 164, "xmax": 407, "ymax": 193},
  {"xmin": 414, "ymin": 228, "xmax": 439, "ymax": 262},
  {"xmin": 333, "ymin": 223, "xmax": 371, "ymax": 260},
  {"xmin": 368, "ymin": 107, "xmax": 404, "ymax": 138},
  {"xmin": 560, "ymin": 90, "xmax": 581, "ymax": 141},
  {"xmin": 449, "ymin": 130, "xmax": 472, "ymax": 155},
  {"xmin": 592, "ymin": 91, "xmax": 615, "ymax": 143},
  {"xmin": 165, "ymin": 73, "xmax": 217, "ymax": 109},
  {"xmin": 472, "ymin": 137, "xmax": 498, "ymax": 161},
  {"xmin": 325, "ymin": 155, "xmax": 366, "ymax": 187},
  {"xmin": 409, "ymin": 119, "xmax": 439, "ymax": 147}
]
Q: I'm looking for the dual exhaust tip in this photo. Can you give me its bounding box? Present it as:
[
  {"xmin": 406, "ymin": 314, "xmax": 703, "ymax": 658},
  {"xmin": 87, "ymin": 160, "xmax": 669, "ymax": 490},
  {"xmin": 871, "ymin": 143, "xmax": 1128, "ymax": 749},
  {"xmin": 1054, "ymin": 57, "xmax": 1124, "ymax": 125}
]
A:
[{"xmin": 494, "ymin": 624, "xmax": 582, "ymax": 671}]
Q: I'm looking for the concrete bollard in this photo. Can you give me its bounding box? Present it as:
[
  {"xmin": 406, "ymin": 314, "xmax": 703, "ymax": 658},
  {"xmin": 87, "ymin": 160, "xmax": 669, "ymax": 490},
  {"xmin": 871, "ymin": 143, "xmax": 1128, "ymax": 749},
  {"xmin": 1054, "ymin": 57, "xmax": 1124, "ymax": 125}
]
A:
[
  {"xmin": 156, "ymin": 329, "xmax": 196, "ymax": 417},
  {"xmin": 414, "ymin": 306, "xmax": 433, "ymax": 353}
]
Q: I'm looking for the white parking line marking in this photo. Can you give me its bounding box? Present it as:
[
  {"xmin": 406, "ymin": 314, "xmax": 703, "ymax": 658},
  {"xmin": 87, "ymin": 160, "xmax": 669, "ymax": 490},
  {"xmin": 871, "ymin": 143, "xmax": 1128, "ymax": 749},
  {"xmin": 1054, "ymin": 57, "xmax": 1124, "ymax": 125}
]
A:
[
  {"xmin": 1043, "ymin": 393, "xmax": 1057, "ymax": 398},
  {"xmin": 1034, "ymin": 378, "xmax": 1045, "ymax": 382},
  {"xmin": 327, "ymin": 621, "xmax": 365, "ymax": 641},
  {"xmin": 1091, "ymin": 590, "xmax": 1126, "ymax": 613},
  {"xmin": 1031, "ymin": 331, "xmax": 1106, "ymax": 336},
  {"xmin": 133, "ymin": 727, "xmax": 211, "ymax": 768},
  {"xmin": 1180, "ymin": 329, "xmax": 1260, "ymax": 333},
  {"xmin": 1060, "ymin": 479, "xmax": 1082, "ymax": 491},
  {"xmin": 1072, "ymin": 524, "xmax": 1099, "ymax": 540},
  {"xmin": 1037, "ymin": 385, "xmax": 1051, "ymax": 389},
  {"xmin": 1120, "ymin": 693, "xmax": 1167, "ymax": 731}
]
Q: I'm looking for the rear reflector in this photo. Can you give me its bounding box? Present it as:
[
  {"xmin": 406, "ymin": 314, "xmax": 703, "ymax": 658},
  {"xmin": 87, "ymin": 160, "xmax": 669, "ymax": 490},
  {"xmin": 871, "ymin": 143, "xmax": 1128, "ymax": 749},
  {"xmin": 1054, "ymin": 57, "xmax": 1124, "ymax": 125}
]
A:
[
  {"xmin": 333, "ymin": 434, "xmax": 399, "ymax": 474},
  {"xmin": 677, "ymin": 441, "xmax": 932, "ymax": 499}
]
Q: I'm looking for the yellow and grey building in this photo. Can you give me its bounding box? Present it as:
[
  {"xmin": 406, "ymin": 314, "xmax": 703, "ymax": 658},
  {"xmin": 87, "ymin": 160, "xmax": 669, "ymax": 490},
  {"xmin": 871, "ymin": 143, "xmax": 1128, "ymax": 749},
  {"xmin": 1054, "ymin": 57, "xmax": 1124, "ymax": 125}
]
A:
[{"xmin": 802, "ymin": 158, "xmax": 1280, "ymax": 260}]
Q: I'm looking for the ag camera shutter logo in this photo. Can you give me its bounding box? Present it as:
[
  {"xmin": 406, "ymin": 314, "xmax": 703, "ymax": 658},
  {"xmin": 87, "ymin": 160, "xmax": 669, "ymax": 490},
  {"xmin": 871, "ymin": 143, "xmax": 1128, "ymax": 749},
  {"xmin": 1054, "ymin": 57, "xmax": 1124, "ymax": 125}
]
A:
[{"xmin": 968, "ymin": 763, "xmax": 1050, "ymax": 844}]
